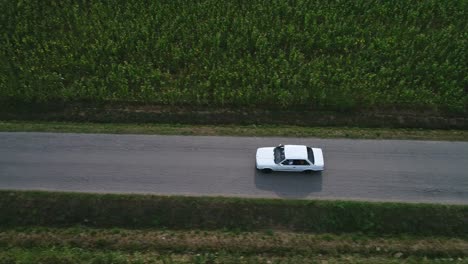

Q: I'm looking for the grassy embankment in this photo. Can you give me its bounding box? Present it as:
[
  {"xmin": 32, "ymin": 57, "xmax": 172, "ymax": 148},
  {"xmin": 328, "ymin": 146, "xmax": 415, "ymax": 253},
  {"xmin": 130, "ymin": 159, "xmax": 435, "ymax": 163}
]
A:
[
  {"xmin": 1, "ymin": 121, "xmax": 467, "ymax": 141},
  {"xmin": 0, "ymin": 191, "xmax": 467, "ymax": 263},
  {"xmin": 1, "ymin": 228, "xmax": 467, "ymax": 264}
]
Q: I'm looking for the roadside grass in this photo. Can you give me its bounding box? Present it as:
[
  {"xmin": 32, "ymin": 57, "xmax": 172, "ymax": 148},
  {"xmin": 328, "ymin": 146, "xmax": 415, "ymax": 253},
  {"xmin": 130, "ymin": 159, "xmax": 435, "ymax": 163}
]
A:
[
  {"xmin": 1, "ymin": 227, "xmax": 467, "ymax": 258},
  {"xmin": 1, "ymin": 191, "xmax": 467, "ymax": 237},
  {"xmin": 0, "ymin": 121, "xmax": 467, "ymax": 141},
  {"xmin": 3, "ymin": 247, "xmax": 466, "ymax": 264},
  {"xmin": 1, "ymin": 191, "xmax": 467, "ymax": 263}
]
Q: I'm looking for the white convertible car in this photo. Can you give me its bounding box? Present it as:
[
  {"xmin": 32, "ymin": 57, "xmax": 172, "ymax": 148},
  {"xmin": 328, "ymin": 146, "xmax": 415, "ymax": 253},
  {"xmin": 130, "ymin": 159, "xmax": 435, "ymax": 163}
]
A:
[{"xmin": 256, "ymin": 144, "xmax": 324, "ymax": 173}]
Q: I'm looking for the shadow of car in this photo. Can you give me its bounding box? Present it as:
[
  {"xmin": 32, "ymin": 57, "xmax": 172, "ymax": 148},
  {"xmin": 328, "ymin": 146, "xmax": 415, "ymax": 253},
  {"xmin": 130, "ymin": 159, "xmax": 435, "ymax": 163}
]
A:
[{"xmin": 254, "ymin": 169, "xmax": 323, "ymax": 198}]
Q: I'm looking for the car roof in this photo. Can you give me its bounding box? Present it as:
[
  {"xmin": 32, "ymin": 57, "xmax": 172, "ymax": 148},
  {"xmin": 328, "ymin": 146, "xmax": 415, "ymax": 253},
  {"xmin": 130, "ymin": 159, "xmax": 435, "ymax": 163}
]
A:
[{"xmin": 284, "ymin": 145, "xmax": 308, "ymax": 160}]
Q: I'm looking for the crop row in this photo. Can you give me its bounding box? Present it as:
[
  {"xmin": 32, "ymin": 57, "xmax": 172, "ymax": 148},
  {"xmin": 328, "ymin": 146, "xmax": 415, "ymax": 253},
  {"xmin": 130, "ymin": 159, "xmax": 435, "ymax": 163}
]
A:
[{"xmin": 1, "ymin": 0, "xmax": 466, "ymax": 112}]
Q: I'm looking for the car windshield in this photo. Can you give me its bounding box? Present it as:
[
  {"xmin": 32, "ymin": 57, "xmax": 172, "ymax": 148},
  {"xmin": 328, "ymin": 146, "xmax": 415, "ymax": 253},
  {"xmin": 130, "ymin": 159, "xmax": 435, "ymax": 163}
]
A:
[
  {"xmin": 274, "ymin": 146, "xmax": 285, "ymax": 164},
  {"xmin": 307, "ymin": 147, "xmax": 314, "ymax": 164}
]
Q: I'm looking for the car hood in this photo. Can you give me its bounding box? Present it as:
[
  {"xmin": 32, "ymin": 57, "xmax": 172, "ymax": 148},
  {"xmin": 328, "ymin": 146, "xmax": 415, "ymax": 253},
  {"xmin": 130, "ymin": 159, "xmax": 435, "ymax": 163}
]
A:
[{"xmin": 256, "ymin": 147, "xmax": 276, "ymax": 166}]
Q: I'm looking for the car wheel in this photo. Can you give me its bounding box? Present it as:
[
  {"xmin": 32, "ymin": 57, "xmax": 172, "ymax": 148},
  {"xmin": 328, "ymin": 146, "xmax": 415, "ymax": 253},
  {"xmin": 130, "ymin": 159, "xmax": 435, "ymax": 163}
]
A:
[{"xmin": 262, "ymin": 168, "xmax": 273, "ymax": 173}]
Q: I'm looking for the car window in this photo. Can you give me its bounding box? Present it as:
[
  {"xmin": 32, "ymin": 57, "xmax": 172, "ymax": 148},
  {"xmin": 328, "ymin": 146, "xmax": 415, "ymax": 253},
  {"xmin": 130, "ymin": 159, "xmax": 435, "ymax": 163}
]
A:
[
  {"xmin": 293, "ymin": 159, "xmax": 310, "ymax": 166},
  {"xmin": 274, "ymin": 146, "xmax": 285, "ymax": 164},
  {"xmin": 281, "ymin": 159, "xmax": 294, "ymax": 165}
]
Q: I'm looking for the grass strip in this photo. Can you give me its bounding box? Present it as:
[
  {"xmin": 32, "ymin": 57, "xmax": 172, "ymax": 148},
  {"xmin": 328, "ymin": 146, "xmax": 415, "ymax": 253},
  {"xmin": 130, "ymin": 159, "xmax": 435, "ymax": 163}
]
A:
[
  {"xmin": 1, "ymin": 121, "xmax": 467, "ymax": 141},
  {"xmin": 1, "ymin": 191, "xmax": 467, "ymax": 237},
  {"xmin": 2, "ymin": 247, "xmax": 465, "ymax": 264},
  {"xmin": 1, "ymin": 227, "xmax": 467, "ymax": 258}
]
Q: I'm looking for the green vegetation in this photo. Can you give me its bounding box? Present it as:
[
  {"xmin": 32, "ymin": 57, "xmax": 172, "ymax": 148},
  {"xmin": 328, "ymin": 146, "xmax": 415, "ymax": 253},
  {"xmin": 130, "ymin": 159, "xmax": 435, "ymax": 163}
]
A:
[
  {"xmin": 1, "ymin": 0, "xmax": 466, "ymax": 113},
  {"xmin": 1, "ymin": 191, "xmax": 467, "ymax": 263},
  {"xmin": 3, "ymin": 247, "xmax": 467, "ymax": 264},
  {"xmin": 0, "ymin": 227, "xmax": 467, "ymax": 263},
  {"xmin": 1, "ymin": 191, "xmax": 467, "ymax": 236},
  {"xmin": 0, "ymin": 191, "xmax": 468, "ymax": 264},
  {"xmin": 1, "ymin": 121, "xmax": 467, "ymax": 141}
]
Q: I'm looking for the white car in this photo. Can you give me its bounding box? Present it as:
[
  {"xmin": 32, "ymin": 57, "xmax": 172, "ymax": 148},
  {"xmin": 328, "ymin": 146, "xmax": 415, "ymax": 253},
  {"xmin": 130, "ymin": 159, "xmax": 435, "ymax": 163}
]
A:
[{"xmin": 256, "ymin": 144, "xmax": 324, "ymax": 173}]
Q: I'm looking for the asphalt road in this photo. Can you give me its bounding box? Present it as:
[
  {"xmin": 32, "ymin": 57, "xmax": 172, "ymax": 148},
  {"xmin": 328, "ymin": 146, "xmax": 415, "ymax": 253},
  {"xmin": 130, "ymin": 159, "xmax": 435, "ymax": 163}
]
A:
[{"xmin": 1, "ymin": 132, "xmax": 467, "ymax": 204}]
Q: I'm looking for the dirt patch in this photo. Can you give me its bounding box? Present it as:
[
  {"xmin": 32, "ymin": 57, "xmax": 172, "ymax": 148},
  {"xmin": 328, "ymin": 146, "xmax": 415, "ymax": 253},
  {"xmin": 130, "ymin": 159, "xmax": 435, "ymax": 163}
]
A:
[{"xmin": 1, "ymin": 102, "xmax": 467, "ymax": 129}]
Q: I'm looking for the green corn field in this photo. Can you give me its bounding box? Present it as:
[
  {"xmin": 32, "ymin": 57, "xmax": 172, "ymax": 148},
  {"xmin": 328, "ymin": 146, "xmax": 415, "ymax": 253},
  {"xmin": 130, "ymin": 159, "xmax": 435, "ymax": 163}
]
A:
[{"xmin": 0, "ymin": 0, "xmax": 466, "ymax": 113}]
